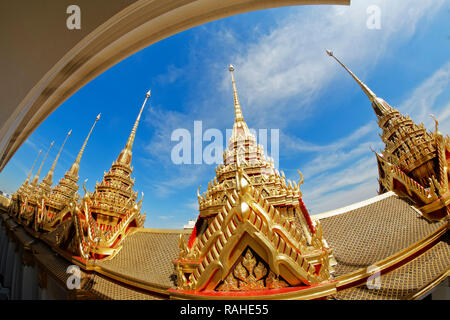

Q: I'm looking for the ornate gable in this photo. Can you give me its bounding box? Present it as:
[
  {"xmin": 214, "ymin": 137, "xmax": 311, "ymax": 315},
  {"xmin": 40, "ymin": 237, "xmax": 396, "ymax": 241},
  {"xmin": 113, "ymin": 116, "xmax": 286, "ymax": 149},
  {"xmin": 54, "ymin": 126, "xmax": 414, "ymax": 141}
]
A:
[{"xmin": 175, "ymin": 164, "xmax": 333, "ymax": 293}]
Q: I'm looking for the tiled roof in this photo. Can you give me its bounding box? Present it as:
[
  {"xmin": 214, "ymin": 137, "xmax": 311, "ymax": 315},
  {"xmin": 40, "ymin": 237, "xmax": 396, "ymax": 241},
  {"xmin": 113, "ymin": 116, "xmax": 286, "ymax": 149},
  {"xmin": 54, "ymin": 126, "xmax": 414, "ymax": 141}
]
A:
[
  {"xmin": 333, "ymin": 239, "xmax": 450, "ymax": 300},
  {"xmin": 32, "ymin": 240, "xmax": 163, "ymax": 300},
  {"xmin": 319, "ymin": 194, "xmax": 447, "ymax": 276},
  {"xmin": 97, "ymin": 230, "xmax": 191, "ymax": 289}
]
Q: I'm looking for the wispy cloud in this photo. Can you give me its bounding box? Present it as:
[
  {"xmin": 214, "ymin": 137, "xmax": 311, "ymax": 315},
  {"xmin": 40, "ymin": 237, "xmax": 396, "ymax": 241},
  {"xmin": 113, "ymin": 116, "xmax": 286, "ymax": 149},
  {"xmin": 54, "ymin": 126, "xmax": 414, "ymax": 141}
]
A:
[
  {"xmin": 155, "ymin": 65, "xmax": 185, "ymax": 86},
  {"xmin": 218, "ymin": 0, "xmax": 445, "ymax": 128},
  {"xmin": 400, "ymin": 61, "xmax": 450, "ymax": 129}
]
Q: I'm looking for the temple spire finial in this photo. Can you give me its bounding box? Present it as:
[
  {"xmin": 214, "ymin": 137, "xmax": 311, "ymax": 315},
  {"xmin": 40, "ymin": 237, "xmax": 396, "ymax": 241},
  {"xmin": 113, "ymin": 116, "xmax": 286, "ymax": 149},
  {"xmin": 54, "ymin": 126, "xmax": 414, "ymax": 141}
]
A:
[
  {"xmin": 31, "ymin": 141, "xmax": 54, "ymax": 187},
  {"xmin": 229, "ymin": 65, "xmax": 245, "ymax": 123},
  {"xmin": 68, "ymin": 114, "xmax": 101, "ymax": 178},
  {"xmin": 43, "ymin": 129, "xmax": 71, "ymax": 186},
  {"xmin": 117, "ymin": 90, "xmax": 151, "ymax": 166},
  {"xmin": 24, "ymin": 150, "xmax": 42, "ymax": 185},
  {"xmin": 326, "ymin": 50, "xmax": 377, "ymax": 102}
]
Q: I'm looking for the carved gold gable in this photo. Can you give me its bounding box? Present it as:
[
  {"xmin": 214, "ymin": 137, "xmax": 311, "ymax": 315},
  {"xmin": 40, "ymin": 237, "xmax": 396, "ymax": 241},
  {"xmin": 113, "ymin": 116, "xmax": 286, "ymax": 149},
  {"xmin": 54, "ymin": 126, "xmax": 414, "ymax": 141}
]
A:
[{"xmin": 216, "ymin": 247, "xmax": 289, "ymax": 291}]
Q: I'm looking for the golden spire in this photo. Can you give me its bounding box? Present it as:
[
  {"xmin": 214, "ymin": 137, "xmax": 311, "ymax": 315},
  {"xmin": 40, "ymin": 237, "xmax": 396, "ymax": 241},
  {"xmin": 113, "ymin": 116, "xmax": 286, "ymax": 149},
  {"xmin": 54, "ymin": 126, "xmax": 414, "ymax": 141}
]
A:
[
  {"xmin": 68, "ymin": 114, "xmax": 101, "ymax": 178},
  {"xmin": 326, "ymin": 50, "xmax": 394, "ymax": 117},
  {"xmin": 31, "ymin": 141, "xmax": 54, "ymax": 187},
  {"xmin": 326, "ymin": 50, "xmax": 377, "ymax": 102},
  {"xmin": 24, "ymin": 149, "xmax": 42, "ymax": 185},
  {"xmin": 229, "ymin": 65, "xmax": 246, "ymax": 123},
  {"xmin": 117, "ymin": 90, "xmax": 151, "ymax": 166},
  {"xmin": 42, "ymin": 129, "xmax": 71, "ymax": 186}
]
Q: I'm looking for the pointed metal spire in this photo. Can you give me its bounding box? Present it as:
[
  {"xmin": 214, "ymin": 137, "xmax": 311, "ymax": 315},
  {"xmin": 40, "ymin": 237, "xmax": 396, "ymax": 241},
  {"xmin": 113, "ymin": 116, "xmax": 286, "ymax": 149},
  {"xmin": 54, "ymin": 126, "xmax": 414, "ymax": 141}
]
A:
[
  {"xmin": 229, "ymin": 65, "xmax": 245, "ymax": 123},
  {"xmin": 31, "ymin": 141, "xmax": 54, "ymax": 187},
  {"xmin": 326, "ymin": 50, "xmax": 377, "ymax": 102},
  {"xmin": 23, "ymin": 150, "xmax": 42, "ymax": 185},
  {"xmin": 68, "ymin": 114, "xmax": 101, "ymax": 178},
  {"xmin": 117, "ymin": 90, "xmax": 151, "ymax": 166},
  {"xmin": 42, "ymin": 129, "xmax": 71, "ymax": 186}
]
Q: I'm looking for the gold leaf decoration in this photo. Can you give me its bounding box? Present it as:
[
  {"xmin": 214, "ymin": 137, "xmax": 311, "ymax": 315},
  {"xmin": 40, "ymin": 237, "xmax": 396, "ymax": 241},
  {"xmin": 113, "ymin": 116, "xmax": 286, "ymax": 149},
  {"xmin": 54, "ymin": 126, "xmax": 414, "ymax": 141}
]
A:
[{"xmin": 216, "ymin": 248, "xmax": 288, "ymax": 291}]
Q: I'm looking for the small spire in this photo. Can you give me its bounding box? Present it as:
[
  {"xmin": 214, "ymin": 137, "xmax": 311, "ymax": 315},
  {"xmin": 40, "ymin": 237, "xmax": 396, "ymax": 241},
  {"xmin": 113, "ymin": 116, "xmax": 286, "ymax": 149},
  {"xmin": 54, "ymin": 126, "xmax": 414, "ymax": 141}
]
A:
[
  {"xmin": 68, "ymin": 114, "xmax": 101, "ymax": 178},
  {"xmin": 326, "ymin": 50, "xmax": 377, "ymax": 102},
  {"xmin": 24, "ymin": 150, "xmax": 42, "ymax": 185},
  {"xmin": 229, "ymin": 65, "xmax": 245, "ymax": 122},
  {"xmin": 117, "ymin": 90, "xmax": 151, "ymax": 166},
  {"xmin": 31, "ymin": 141, "xmax": 55, "ymax": 187},
  {"xmin": 43, "ymin": 129, "xmax": 71, "ymax": 186}
]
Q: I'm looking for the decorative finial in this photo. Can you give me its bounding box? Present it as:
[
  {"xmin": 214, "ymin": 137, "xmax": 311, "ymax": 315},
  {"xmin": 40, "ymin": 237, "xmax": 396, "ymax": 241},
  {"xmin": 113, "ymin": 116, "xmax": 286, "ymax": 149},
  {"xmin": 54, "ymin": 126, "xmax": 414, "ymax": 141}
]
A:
[
  {"xmin": 68, "ymin": 114, "xmax": 101, "ymax": 178},
  {"xmin": 326, "ymin": 49, "xmax": 377, "ymax": 102},
  {"xmin": 116, "ymin": 89, "xmax": 151, "ymax": 166},
  {"xmin": 24, "ymin": 150, "xmax": 42, "ymax": 185},
  {"xmin": 430, "ymin": 114, "xmax": 440, "ymax": 134},
  {"xmin": 31, "ymin": 141, "xmax": 55, "ymax": 187},
  {"xmin": 228, "ymin": 65, "xmax": 244, "ymax": 122}
]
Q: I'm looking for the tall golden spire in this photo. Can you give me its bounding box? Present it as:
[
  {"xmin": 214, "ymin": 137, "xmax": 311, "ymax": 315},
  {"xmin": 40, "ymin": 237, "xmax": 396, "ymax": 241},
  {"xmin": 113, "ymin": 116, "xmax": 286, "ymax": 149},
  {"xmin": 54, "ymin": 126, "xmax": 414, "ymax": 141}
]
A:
[
  {"xmin": 68, "ymin": 114, "xmax": 101, "ymax": 178},
  {"xmin": 42, "ymin": 130, "xmax": 71, "ymax": 186},
  {"xmin": 326, "ymin": 50, "xmax": 377, "ymax": 102},
  {"xmin": 117, "ymin": 90, "xmax": 151, "ymax": 166},
  {"xmin": 24, "ymin": 150, "xmax": 42, "ymax": 185},
  {"xmin": 229, "ymin": 65, "xmax": 245, "ymax": 123},
  {"xmin": 326, "ymin": 50, "xmax": 394, "ymax": 117},
  {"xmin": 31, "ymin": 141, "xmax": 54, "ymax": 187}
]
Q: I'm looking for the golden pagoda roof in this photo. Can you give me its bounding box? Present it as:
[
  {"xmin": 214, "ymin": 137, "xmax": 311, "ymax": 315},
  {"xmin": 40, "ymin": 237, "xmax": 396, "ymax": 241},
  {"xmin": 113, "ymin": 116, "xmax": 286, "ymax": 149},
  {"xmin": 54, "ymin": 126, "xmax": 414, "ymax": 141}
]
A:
[{"xmin": 328, "ymin": 50, "xmax": 449, "ymax": 221}]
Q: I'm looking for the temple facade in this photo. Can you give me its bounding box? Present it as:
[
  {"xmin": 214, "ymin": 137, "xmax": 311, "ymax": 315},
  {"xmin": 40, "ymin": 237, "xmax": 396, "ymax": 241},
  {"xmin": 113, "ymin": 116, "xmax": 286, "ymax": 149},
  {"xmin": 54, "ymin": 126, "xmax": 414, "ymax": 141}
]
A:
[
  {"xmin": 174, "ymin": 66, "xmax": 335, "ymax": 295},
  {"xmin": 0, "ymin": 61, "xmax": 448, "ymax": 300}
]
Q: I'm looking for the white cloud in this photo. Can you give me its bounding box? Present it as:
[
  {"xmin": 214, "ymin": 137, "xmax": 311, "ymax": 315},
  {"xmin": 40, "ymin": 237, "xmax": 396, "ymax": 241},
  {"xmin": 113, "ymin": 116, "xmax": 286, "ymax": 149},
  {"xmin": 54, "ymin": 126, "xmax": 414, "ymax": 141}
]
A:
[
  {"xmin": 400, "ymin": 61, "xmax": 450, "ymax": 129},
  {"xmin": 220, "ymin": 0, "xmax": 445, "ymax": 128}
]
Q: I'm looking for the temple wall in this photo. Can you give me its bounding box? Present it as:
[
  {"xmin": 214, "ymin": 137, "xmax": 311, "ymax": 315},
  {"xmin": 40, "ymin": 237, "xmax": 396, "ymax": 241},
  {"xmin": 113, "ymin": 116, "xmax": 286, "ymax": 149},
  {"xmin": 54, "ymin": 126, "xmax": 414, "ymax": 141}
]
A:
[{"xmin": 0, "ymin": 211, "xmax": 67, "ymax": 300}]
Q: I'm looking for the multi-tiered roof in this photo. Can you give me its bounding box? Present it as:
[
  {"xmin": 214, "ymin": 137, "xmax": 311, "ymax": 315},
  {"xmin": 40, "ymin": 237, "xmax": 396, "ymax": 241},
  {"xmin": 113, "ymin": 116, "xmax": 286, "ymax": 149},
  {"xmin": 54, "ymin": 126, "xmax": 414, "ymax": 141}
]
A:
[
  {"xmin": 71, "ymin": 91, "xmax": 150, "ymax": 260},
  {"xmin": 38, "ymin": 130, "xmax": 71, "ymax": 197},
  {"xmin": 328, "ymin": 50, "xmax": 449, "ymax": 221},
  {"xmin": 41, "ymin": 115, "xmax": 100, "ymax": 227},
  {"xmin": 174, "ymin": 66, "xmax": 335, "ymax": 294}
]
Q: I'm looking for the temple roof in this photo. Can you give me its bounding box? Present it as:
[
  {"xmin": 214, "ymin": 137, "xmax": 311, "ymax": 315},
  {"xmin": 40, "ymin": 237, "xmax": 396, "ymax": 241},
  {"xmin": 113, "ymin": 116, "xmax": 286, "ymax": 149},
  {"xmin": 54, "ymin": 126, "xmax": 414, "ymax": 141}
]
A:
[
  {"xmin": 1, "ymin": 190, "xmax": 448, "ymax": 299},
  {"xmin": 318, "ymin": 193, "xmax": 446, "ymax": 276}
]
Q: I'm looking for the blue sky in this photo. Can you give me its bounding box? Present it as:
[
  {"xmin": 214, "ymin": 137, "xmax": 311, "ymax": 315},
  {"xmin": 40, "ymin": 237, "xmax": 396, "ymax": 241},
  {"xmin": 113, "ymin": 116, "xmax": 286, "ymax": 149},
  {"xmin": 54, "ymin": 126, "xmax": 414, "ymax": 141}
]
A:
[{"xmin": 1, "ymin": 0, "xmax": 449, "ymax": 229}]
